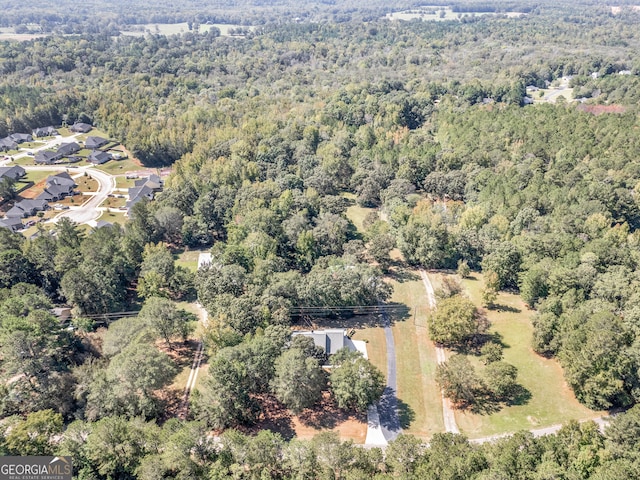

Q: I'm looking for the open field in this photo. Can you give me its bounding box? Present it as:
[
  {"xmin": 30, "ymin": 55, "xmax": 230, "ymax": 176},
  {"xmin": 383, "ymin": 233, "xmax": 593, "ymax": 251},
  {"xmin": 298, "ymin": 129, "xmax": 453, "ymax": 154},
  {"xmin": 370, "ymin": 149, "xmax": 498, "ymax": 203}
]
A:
[
  {"xmin": 386, "ymin": 7, "xmax": 525, "ymax": 22},
  {"xmin": 76, "ymin": 175, "xmax": 99, "ymax": 193},
  {"xmin": 345, "ymin": 202, "xmax": 376, "ymax": 235},
  {"xmin": 432, "ymin": 271, "xmax": 603, "ymax": 438},
  {"xmin": 120, "ymin": 23, "xmax": 255, "ymax": 37},
  {"xmin": 23, "ymin": 170, "xmax": 53, "ymax": 185}
]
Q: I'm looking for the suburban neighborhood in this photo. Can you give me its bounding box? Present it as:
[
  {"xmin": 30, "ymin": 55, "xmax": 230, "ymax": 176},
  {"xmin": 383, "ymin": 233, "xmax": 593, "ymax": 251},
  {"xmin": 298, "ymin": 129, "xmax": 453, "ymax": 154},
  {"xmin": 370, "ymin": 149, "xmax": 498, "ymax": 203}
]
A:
[{"xmin": 0, "ymin": 122, "xmax": 166, "ymax": 233}]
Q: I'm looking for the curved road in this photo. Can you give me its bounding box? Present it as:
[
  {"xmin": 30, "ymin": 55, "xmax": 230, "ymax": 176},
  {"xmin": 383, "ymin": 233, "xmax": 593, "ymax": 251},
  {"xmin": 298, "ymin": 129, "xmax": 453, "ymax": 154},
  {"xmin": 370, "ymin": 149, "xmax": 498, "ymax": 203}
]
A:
[{"xmin": 50, "ymin": 167, "xmax": 115, "ymax": 225}]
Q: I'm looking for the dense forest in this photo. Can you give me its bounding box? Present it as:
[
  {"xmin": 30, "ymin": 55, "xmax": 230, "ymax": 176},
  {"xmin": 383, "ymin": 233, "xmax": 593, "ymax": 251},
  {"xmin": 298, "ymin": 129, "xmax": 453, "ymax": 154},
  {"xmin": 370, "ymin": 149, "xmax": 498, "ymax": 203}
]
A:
[{"xmin": 2, "ymin": 0, "xmax": 640, "ymax": 477}]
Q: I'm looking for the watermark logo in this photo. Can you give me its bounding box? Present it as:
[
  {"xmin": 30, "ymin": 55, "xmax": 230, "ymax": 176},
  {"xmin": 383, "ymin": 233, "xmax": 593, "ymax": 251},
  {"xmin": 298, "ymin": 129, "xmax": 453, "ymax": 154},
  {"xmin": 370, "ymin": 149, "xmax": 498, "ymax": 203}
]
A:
[{"xmin": 0, "ymin": 457, "xmax": 72, "ymax": 480}]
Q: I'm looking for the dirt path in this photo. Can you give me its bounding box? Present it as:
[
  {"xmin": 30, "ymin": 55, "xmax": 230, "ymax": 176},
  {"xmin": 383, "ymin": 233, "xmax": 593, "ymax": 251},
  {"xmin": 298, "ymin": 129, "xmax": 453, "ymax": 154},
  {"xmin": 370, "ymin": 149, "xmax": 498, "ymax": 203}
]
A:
[
  {"xmin": 177, "ymin": 253, "xmax": 210, "ymax": 419},
  {"xmin": 419, "ymin": 269, "xmax": 460, "ymax": 434}
]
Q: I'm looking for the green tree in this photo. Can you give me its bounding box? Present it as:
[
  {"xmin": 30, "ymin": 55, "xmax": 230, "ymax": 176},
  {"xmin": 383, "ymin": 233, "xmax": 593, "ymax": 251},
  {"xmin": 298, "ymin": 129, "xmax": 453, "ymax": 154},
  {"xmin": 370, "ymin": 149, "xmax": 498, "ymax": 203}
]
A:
[
  {"xmin": 484, "ymin": 361, "xmax": 519, "ymax": 400},
  {"xmin": 429, "ymin": 294, "xmax": 483, "ymax": 346},
  {"xmin": 272, "ymin": 347, "xmax": 326, "ymax": 413},
  {"xmin": 138, "ymin": 296, "xmax": 194, "ymax": 349},
  {"xmin": 436, "ymin": 354, "xmax": 484, "ymax": 406},
  {"xmin": 481, "ymin": 242, "xmax": 522, "ymax": 290},
  {"xmin": 0, "ymin": 176, "xmax": 16, "ymax": 201},
  {"xmin": 5, "ymin": 409, "xmax": 62, "ymax": 456},
  {"xmin": 329, "ymin": 349, "xmax": 385, "ymax": 412}
]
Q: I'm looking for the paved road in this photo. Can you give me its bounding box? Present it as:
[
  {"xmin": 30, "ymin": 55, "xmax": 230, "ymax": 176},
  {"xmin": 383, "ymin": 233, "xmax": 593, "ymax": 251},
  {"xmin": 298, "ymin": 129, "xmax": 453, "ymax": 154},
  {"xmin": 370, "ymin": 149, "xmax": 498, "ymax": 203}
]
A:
[
  {"xmin": 419, "ymin": 269, "xmax": 460, "ymax": 434},
  {"xmin": 49, "ymin": 167, "xmax": 115, "ymax": 225},
  {"xmin": 1, "ymin": 133, "xmax": 84, "ymax": 166},
  {"xmin": 377, "ymin": 307, "xmax": 402, "ymax": 442}
]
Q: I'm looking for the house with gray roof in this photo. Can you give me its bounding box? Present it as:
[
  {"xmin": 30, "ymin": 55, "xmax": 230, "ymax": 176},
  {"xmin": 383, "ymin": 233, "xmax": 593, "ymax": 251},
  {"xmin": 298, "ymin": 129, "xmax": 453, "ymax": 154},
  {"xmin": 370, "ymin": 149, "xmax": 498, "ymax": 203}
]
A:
[
  {"xmin": 0, "ymin": 165, "xmax": 26, "ymax": 181},
  {"xmin": 35, "ymin": 150, "xmax": 61, "ymax": 165},
  {"xmin": 291, "ymin": 329, "xmax": 355, "ymax": 356},
  {"xmin": 57, "ymin": 142, "xmax": 81, "ymax": 157},
  {"xmin": 38, "ymin": 172, "xmax": 76, "ymax": 201},
  {"xmin": 88, "ymin": 150, "xmax": 111, "ymax": 165},
  {"xmin": 33, "ymin": 126, "xmax": 59, "ymax": 137},
  {"xmin": 85, "ymin": 136, "xmax": 108, "ymax": 149},
  {"xmin": 69, "ymin": 123, "xmax": 92, "ymax": 133},
  {"xmin": 9, "ymin": 133, "xmax": 33, "ymax": 143},
  {"xmin": 126, "ymin": 174, "xmax": 164, "ymax": 215},
  {"xmin": 0, "ymin": 137, "xmax": 18, "ymax": 152},
  {"xmin": 5, "ymin": 199, "xmax": 48, "ymax": 218},
  {"xmin": 0, "ymin": 217, "xmax": 23, "ymax": 231},
  {"xmin": 47, "ymin": 171, "xmax": 76, "ymax": 188}
]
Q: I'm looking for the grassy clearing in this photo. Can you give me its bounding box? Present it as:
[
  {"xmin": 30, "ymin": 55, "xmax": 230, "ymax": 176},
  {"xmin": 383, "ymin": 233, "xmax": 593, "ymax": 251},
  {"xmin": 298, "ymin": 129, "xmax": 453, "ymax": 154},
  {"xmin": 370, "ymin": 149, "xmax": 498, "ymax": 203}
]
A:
[
  {"xmin": 345, "ymin": 202, "xmax": 376, "ymax": 235},
  {"xmin": 98, "ymin": 210, "xmax": 128, "ymax": 225},
  {"xmin": 351, "ymin": 326, "xmax": 387, "ymax": 378},
  {"xmin": 389, "ymin": 270, "xmax": 445, "ymax": 439},
  {"xmin": 101, "ymin": 197, "xmax": 127, "ymax": 209},
  {"xmin": 115, "ymin": 176, "xmax": 136, "ymax": 189},
  {"xmin": 436, "ymin": 272, "xmax": 603, "ymax": 438},
  {"xmin": 94, "ymin": 158, "xmax": 141, "ymax": 174},
  {"xmin": 175, "ymin": 249, "xmax": 206, "ymax": 273},
  {"xmin": 11, "ymin": 156, "xmax": 35, "ymax": 166},
  {"xmin": 23, "ymin": 170, "xmax": 53, "ymax": 184}
]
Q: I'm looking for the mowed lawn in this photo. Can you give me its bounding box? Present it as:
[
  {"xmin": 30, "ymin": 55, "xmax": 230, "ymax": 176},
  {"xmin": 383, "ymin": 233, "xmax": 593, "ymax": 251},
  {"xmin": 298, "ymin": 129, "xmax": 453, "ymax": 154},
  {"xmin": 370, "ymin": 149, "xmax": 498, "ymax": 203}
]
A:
[
  {"xmin": 389, "ymin": 271, "xmax": 445, "ymax": 439},
  {"xmin": 175, "ymin": 249, "xmax": 207, "ymax": 273},
  {"xmin": 434, "ymin": 272, "xmax": 603, "ymax": 438}
]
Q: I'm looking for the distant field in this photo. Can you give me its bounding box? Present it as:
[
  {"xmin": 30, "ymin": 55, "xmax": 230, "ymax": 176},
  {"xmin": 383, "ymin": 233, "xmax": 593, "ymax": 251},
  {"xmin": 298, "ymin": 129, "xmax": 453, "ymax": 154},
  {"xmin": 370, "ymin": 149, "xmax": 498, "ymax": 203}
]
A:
[
  {"xmin": 120, "ymin": 23, "xmax": 255, "ymax": 37},
  {"xmin": 0, "ymin": 27, "xmax": 47, "ymax": 41},
  {"xmin": 434, "ymin": 271, "xmax": 603, "ymax": 438},
  {"xmin": 386, "ymin": 7, "xmax": 525, "ymax": 22}
]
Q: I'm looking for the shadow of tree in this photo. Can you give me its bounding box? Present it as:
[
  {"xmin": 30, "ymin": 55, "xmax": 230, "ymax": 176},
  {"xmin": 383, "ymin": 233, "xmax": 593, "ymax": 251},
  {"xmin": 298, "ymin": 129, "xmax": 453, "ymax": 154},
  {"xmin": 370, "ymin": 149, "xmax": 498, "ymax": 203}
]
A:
[
  {"xmin": 397, "ymin": 398, "xmax": 415, "ymax": 429},
  {"xmin": 505, "ymin": 384, "xmax": 532, "ymax": 406},
  {"xmin": 459, "ymin": 383, "xmax": 532, "ymax": 415},
  {"xmin": 299, "ymin": 303, "xmax": 411, "ymax": 330},
  {"xmin": 388, "ymin": 266, "xmax": 420, "ymax": 283},
  {"xmin": 491, "ymin": 303, "xmax": 521, "ymax": 313}
]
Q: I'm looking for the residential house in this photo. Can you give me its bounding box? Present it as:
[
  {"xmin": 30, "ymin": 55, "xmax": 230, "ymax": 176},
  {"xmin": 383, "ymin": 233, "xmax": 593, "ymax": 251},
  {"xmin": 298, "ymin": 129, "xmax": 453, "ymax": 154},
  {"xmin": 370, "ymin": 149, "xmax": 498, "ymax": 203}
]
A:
[
  {"xmin": 37, "ymin": 172, "xmax": 76, "ymax": 202},
  {"xmin": 33, "ymin": 126, "xmax": 59, "ymax": 137},
  {"xmin": 34, "ymin": 150, "xmax": 60, "ymax": 165},
  {"xmin": 5, "ymin": 199, "xmax": 48, "ymax": 218},
  {"xmin": 0, "ymin": 137, "xmax": 18, "ymax": 152},
  {"xmin": 126, "ymin": 174, "xmax": 165, "ymax": 214},
  {"xmin": 0, "ymin": 217, "xmax": 24, "ymax": 231},
  {"xmin": 291, "ymin": 329, "xmax": 356, "ymax": 356},
  {"xmin": 133, "ymin": 174, "xmax": 162, "ymax": 191},
  {"xmin": 57, "ymin": 142, "xmax": 81, "ymax": 157},
  {"xmin": 85, "ymin": 136, "xmax": 108, "ymax": 149},
  {"xmin": 88, "ymin": 150, "xmax": 111, "ymax": 165},
  {"xmin": 9, "ymin": 133, "xmax": 33, "ymax": 143},
  {"xmin": 0, "ymin": 165, "xmax": 26, "ymax": 181},
  {"xmin": 69, "ymin": 123, "xmax": 93, "ymax": 133}
]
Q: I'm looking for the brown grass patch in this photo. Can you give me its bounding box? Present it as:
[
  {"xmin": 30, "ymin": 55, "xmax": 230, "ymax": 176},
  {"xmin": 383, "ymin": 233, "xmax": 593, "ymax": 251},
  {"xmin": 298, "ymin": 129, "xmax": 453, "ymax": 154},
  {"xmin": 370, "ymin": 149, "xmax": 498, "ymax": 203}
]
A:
[
  {"xmin": 239, "ymin": 392, "xmax": 367, "ymax": 443},
  {"xmin": 577, "ymin": 104, "xmax": 626, "ymax": 115}
]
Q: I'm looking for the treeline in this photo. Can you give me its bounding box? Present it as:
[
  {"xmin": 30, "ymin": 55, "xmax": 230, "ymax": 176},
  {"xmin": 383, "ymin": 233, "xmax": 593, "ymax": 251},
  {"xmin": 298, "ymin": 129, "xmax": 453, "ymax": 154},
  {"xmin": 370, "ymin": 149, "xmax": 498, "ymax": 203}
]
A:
[{"xmin": 3, "ymin": 409, "xmax": 640, "ymax": 479}]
